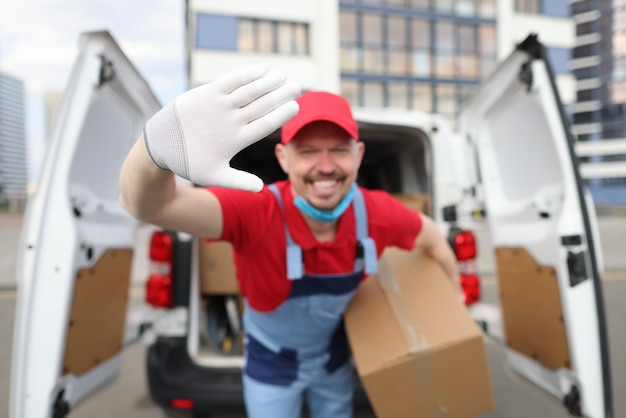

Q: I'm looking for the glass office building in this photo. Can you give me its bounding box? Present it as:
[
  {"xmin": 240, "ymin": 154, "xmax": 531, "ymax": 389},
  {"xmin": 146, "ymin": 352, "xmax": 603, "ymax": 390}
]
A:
[
  {"xmin": 187, "ymin": 1, "xmax": 577, "ymax": 121},
  {"xmin": 572, "ymin": 0, "xmax": 626, "ymax": 204},
  {"xmin": 572, "ymin": 0, "xmax": 626, "ymax": 141},
  {"xmin": 0, "ymin": 71, "xmax": 28, "ymax": 208},
  {"xmin": 187, "ymin": 1, "xmax": 502, "ymax": 122},
  {"xmin": 338, "ymin": 0, "xmax": 497, "ymax": 121}
]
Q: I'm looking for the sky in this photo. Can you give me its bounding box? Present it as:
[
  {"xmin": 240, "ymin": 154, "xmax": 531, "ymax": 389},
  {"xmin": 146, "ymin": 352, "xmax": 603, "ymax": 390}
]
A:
[{"xmin": 0, "ymin": 0, "xmax": 187, "ymax": 183}]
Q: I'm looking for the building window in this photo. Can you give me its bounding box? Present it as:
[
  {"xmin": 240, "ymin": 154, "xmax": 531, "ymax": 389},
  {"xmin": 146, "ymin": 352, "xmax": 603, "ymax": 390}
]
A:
[
  {"xmin": 196, "ymin": 14, "xmax": 237, "ymax": 50},
  {"xmin": 455, "ymin": 0, "xmax": 476, "ymax": 16},
  {"xmin": 435, "ymin": 0, "xmax": 454, "ymax": 13},
  {"xmin": 408, "ymin": 0, "xmax": 430, "ymax": 9},
  {"xmin": 515, "ymin": 0, "xmax": 570, "ymax": 18},
  {"xmin": 541, "ymin": 0, "xmax": 570, "ymax": 18},
  {"xmin": 387, "ymin": 15, "xmax": 409, "ymax": 75},
  {"xmin": 293, "ymin": 24, "xmax": 308, "ymax": 54},
  {"xmin": 239, "ymin": 18, "xmax": 309, "ymax": 54},
  {"xmin": 362, "ymin": 13, "xmax": 384, "ymax": 74},
  {"xmin": 574, "ymin": 43, "xmax": 600, "ymax": 58},
  {"xmin": 479, "ymin": 24, "xmax": 496, "ymax": 77},
  {"xmin": 277, "ymin": 22, "xmax": 294, "ymax": 53},
  {"xmin": 477, "ymin": 0, "xmax": 497, "ymax": 17},
  {"xmin": 435, "ymin": 21, "xmax": 455, "ymax": 78},
  {"xmin": 340, "ymin": 46, "xmax": 361, "ymax": 72},
  {"xmin": 572, "ymin": 1, "xmax": 595, "ymax": 15},
  {"xmin": 388, "ymin": 81, "xmax": 410, "ymax": 108},
  {"xmin": 257, "ymin": 20, "xmax": 273, "ymax": 53},
  {"xmin": 412, "ymin": 83, "xmax": 432, "ymax": 112},
  {"xmin": 574, "ymin": 67, "xmax": 599, "ymax": 80},
  {"xmin": 573, "ymin": 111, "xmax": 596, "ymax": 124},
  {"xmin": 577, "ymin": 89, "xmax": 599, "ymax": 102},
  {"xmin": 546, "ymin": 47, "xmax": 570, "ymax": 75},
  {"xmin": 411, "ymin": 19, "xmax": 431, "ymax": 77},
  {"xmin": 196, "ymin": 13, "xmax": 309, "ymax": 55},
  {"xmin": 515, "ymin": 0, "xmax": 539, "ymax": 14},
  {"xmin": 576, "ymin": 21, "xmax": 596, "ymax": 36},
  {"xmin": 340, "ymin": 11, "xmax": 359, "ymax": 72},
  {"xmin": 238, "ymin": 19, "xmax": 255, "ymax": 52},
  {"xmin": 436, "ymin": 83, "xmax": 457, "ymax": 119},
  {"xmin": 338, "ymin": 3, "xmax": 495, "ymax": 118},
  {"xmin": 363, "ymin": 82, "xmax": 384, "ymax": 107},
  {"xmin": 341, "ymin": 79, "xmax": 360, "ymax": 107},
  {"xmin": 459, "ymin": 84, "xmax": 477, "ymax": 108},
  {"xmin": 458, "ymin": 24, "xmax": 478, "ymax": 79}
]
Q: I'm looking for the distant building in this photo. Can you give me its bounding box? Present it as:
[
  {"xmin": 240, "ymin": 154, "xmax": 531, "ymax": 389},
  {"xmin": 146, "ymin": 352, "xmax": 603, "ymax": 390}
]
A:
[
  {"xmin": 0, "ymin": 71, "xmax": 28, "ymax": 209},
  {"xmin": 571, "ymin": 0, "xmax": 626, "ymax": 205},
  {"xmin": 184, "ymin": 0, "xmax": 574, "ymax": 121},
  {"xmin": 184, "ymin": 1, "xmax": 626, "ymax": 205}
]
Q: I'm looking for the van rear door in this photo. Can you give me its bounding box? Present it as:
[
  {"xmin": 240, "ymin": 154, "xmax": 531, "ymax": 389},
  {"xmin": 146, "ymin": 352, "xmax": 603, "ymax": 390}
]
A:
[
  {"xmin": 10, "ymin": 31, "xmax": 161, "ymax": 418},
  {"xmin": 460, "ymin": 34, "xmax": 612, "ymax": 418}
]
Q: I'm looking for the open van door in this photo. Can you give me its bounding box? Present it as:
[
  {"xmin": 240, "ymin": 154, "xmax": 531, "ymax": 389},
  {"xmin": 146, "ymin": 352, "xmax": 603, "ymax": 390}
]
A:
[
  {"xmin": 10, "ymin": 31, "xmax": 161, "ymax": 418},
  {"xmin": 460, "ymin": 34, "xmax": 612, "ymax": 418}
]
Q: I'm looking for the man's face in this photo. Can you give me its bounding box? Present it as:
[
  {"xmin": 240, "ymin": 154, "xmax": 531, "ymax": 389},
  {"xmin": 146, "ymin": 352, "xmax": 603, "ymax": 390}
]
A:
[{"xmin": 276, "ymin": 121, "xmax": 364, "ymax": 211}]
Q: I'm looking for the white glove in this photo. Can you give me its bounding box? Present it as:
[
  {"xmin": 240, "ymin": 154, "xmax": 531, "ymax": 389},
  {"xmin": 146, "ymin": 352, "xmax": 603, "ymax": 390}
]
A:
[{"xmin": 144, "ymin": 63, "xmax": 300, "ymax": 191}]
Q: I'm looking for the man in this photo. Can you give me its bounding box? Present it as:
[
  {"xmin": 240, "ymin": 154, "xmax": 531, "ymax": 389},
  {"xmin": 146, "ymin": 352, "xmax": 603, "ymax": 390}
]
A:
[{"xmin": 119, "ymin": 64, "xmax": 459, "ymax": 418}]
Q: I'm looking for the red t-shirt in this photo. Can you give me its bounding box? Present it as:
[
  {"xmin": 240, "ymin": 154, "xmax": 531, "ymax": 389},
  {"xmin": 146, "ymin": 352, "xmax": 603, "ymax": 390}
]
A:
[{"xmin": 209, "ymin": 181, "xmax": 422, "ymax": 312}]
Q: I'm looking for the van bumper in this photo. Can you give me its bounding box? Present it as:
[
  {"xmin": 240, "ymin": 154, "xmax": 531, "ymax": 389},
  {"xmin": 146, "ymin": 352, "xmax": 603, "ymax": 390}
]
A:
[{"xmin": 146, "ymin": 337, "xmax": 246, "ymax": 414}]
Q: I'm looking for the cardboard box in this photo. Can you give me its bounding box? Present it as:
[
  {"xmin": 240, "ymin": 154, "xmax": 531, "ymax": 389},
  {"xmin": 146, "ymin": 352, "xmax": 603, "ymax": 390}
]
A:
[
  {"xmin": 345, "ymin": 247, "xmax": 494, "ymax": 418},
  {"xmin": 198, "ymin": 241, "xmax": 240, "ymax": 294},
  {"xmin": 392, "ymin": 193, "xmax": 431, "ymax": 216}
]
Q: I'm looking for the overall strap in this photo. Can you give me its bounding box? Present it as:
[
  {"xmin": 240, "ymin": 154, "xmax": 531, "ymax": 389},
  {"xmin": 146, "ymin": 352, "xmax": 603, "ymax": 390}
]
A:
[
  {"xmin": 268, "ymin": 184, "xmax": 304, "ymax": 280},
  {"xmin": 268, "ymin": 183, "xmax": 378, "ymax": 278},
  {"xmin": 352, "ymin": 187, "xmax": 378, "ymax": 275}
]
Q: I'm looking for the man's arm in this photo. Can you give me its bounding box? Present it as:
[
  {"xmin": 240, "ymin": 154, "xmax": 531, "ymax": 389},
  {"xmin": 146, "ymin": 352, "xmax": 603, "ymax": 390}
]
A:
[
  {"xmin": 414, "ymin": 215, "xmax": 461, "ymax": 294},
  {"xmin": 119, "ymin": 136, "xmax": 224, "ymax": 239},
  {"xmin": 118, "ymin": 64, "xmax": 300, "ymax": 238}
]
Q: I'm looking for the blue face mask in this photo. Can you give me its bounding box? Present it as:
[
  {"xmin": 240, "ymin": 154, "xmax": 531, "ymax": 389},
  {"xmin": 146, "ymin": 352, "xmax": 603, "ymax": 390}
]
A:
[{"xmin": 293, "ymin": 183, "xmax": 357, "ymax": 223}]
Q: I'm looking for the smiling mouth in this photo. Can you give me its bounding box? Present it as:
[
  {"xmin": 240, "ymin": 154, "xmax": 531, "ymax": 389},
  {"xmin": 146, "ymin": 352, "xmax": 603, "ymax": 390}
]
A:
[{"xmin": 311, "ymin": 179, "xmax": 339, "ymax": 189}]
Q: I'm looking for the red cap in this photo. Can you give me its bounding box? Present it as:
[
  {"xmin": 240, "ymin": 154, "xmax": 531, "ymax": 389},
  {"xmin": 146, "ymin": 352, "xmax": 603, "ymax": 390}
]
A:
[{"xmin": 281, "ymin": 91, "xmax": 359, "ymax": 144}]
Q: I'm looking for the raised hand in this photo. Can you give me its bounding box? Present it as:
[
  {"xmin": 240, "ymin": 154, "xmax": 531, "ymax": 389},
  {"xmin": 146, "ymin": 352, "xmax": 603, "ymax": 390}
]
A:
[{"xmin": 144, "ymin": 63, "xmax": 300, "ymax": 191}]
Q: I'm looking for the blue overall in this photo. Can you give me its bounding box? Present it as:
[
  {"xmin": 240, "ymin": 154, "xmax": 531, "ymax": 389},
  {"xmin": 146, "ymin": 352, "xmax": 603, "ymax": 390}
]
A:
[{"xmin": 241, "ymin": 184, "xmax": 378, "ymax": 418}]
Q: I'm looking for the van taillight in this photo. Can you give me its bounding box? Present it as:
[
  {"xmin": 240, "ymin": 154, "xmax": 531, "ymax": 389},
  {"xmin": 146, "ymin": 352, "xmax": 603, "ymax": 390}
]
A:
[
  {"xmin": 146, "ymin": 231, "xmax": 174, "ymax": 308},
  {"xmin": 146, "ymin": 275, "xmax": 173, "ymax": 308},
  {"xmin": 150, "ymin": 231, "xmax": 173, "ymax": 262},
  {"xmin": 452, "ymin": 230, "xmax": 477, "ymax": 261},
  {"xmin": 449, "ymin": 229, "xmax": 480, "ymax": 306},
  {"xmin": 460, "ymin": 273, "xmax": 480, "ymax": 305}
]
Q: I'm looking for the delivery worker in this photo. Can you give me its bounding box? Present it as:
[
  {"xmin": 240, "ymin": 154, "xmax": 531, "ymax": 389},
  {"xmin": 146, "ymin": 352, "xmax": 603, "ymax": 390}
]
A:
[{"xmin": 119, "ymin": 64, "xmax": 459, "ymax": 418}]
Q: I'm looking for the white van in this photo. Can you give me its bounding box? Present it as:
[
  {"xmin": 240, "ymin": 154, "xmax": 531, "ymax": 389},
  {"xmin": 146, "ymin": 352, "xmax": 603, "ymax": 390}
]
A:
[{"xmin": 9, "ymin": 31, "xmax": 611, "ymax": 418}]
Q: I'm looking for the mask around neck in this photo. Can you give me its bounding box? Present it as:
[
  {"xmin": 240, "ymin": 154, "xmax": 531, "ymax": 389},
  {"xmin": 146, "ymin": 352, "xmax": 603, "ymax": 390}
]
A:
[{"xmin": 293, "ymin": 183, "xmax": 357, "ymax": 223}]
